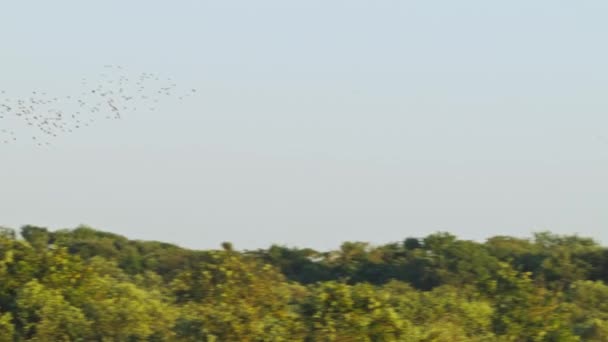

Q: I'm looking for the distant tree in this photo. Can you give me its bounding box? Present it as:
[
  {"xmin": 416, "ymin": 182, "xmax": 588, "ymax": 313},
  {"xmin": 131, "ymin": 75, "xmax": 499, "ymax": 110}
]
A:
[
  {"xmin": 171, "ymin": 251, "xmax": 304, "ymax": 341},
  {"xmin": 403, "ymin": 237, "xmax": 421, "ymax": 250},
  {"xmin": 567, "ymin": 280, "xmax": 608, "ymax": 340},
  {"xmin": 302, "ymin": 281, "xmax": 418, "ymax": 341},
  {"xmin": 21, "ymin": 225, "xmax": 52, "ymax": 250},
  {"xmin": 16, "ymin": 280, "xmax": 92, "ymax": 341},
  {"xmin": 0, "ymin": 312, "xmax": 14, "ymax": 342},
  {"xmin": 0, "ymin": 227, "xmax": 15, "ymax": 240},
  {"xmin": 3, "ymin": 224, "xmax": 608, "ymax": 340},
  {"xmin": 251, "ymin": 245, "xmax": 332, "ymax": 284},
  {"xmin": 83, "ymin": 279, "xmax": 177, "ymax": 341},
  {"xmin": 221, "ymin": 241, "xmax": 233, "ymax": 252}
]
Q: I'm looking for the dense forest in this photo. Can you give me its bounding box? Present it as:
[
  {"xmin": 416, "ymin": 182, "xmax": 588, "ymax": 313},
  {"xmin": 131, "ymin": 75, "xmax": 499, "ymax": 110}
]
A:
[{"xmin": 1, "ymin": 225, "xmax": 608, "ymax": 341}]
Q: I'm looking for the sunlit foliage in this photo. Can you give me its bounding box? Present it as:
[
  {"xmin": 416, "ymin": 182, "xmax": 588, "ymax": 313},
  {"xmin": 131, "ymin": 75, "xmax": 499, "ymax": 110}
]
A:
[{"xmin": 0, "ymin": 225, "xmax": 607, "ymax": 340}]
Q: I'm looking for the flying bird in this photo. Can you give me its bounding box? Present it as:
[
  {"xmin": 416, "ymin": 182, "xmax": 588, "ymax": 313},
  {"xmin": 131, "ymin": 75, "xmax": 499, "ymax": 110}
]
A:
[{"xmin": 0, "ymin": 65, "xmax": 197, "ymax": 146}]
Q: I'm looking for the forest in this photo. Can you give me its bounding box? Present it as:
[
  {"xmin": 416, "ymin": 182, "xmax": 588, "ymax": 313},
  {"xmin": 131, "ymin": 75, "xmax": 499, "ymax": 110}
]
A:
[{"xmin": 1, "ymin": 225, "xmax": 608, "ymax": 341}]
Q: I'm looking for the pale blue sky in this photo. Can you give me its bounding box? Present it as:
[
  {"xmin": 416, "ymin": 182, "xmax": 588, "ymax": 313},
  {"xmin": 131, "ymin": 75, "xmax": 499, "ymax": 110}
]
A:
[{"xmin": 1, "ymin": 1, "xmax": 607, "ymax": 250}]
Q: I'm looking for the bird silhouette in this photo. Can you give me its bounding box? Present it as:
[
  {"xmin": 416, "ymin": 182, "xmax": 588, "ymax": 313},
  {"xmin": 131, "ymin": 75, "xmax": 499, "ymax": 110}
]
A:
[{"xmin": 0, "ymin": 65, "xmax": 197, "ymax": 146}]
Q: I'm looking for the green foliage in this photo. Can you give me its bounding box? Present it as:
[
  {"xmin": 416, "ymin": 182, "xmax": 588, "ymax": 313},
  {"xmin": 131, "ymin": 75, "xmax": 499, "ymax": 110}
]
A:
[
  {"xmin": 566, "ymin": 280, "xmax": 608, "ymax": 341},
  {"xmin": 21, "ymin": 226, "xmax": 52, "ymax": 251},
  {"xmin": 17, "ymin": 280, "xmax": 92, "ymax": 341},
  {"xmin": 2, "ymin": 225, "xmax": 608, "ymax": 340},
  {"xmin": 0, "ymin": 311, "xmax": 15, "ymax": 342},
  {"xmin": 171, "ymin": 251, "xmax": 304, "ymax": 341},
  {"xmin": 303, "ymin": 281, "xmax": 417, "ymax": 341},
  {"xmin": 84, "ymin": 279, "xmax": 177, "ymax": 341},
  {"xmin": 0, "ymin": 227, "xmax": 15, "ymax": 240}
]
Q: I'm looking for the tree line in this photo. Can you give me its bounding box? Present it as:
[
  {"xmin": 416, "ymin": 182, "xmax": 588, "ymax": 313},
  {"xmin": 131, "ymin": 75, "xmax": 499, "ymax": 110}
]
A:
[{"xmin": 1, "ymin": 225, "xmax": 608, "ymax": 341}]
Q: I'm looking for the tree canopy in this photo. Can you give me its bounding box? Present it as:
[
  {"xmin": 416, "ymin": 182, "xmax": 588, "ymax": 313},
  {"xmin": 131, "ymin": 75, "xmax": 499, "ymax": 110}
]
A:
[{"xmin": 1, "ymin": 225, "xmax": 608, "ymax": 340}]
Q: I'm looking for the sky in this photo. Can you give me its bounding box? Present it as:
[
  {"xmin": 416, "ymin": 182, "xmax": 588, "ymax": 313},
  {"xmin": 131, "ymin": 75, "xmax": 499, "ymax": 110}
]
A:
[{"xmin": 1, "ymin": 1, "xmax": 607, "ymax": 250}]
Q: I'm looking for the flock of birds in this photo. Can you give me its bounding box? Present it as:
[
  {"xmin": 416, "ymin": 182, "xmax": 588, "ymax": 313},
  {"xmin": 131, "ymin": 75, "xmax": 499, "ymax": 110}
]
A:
[{"xmin": 0, "ymin": 65, "xmax": 196, "ymax": 146}]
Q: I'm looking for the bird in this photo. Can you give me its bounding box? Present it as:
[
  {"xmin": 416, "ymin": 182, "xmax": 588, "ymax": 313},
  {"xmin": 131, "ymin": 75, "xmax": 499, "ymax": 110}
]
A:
[{"xmin": 0, "ymin": 65, "xmax": 197, "ymax": 146}]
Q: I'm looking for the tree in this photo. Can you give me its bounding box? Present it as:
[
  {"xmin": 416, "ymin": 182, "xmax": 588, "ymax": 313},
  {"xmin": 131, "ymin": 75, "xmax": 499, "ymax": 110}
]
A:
[
  {"xmin": 21, "ymin": 226, "xmax": 52, "ymax": 250},
  {"xmin": 567, "ymin": 280, "xmax": 608, "ymax": 341},
  {"xmin": 82, "ymin": 278, "xmax": 177, "ymax": 341},
  {"xmin": 490, "ymin": 263, "xmax": 577, "ymax": 341},
  {"xmin": 16, "ymin": 280, "xmax": 92, "ymax": 341},
  {"xmin": 0, "ymin": 312, "xmax": 15, "ymax": 342},
  {"xmin": 0, "ymin": 227, "xmax": 15, "ymax": 240},
  {"xmin": 171, "ymin": 251, "xmax": 304, "ymax": 341},
  {"xmin": 302, "ymin": 282, "xmax": 418, "ymax": 341}
]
